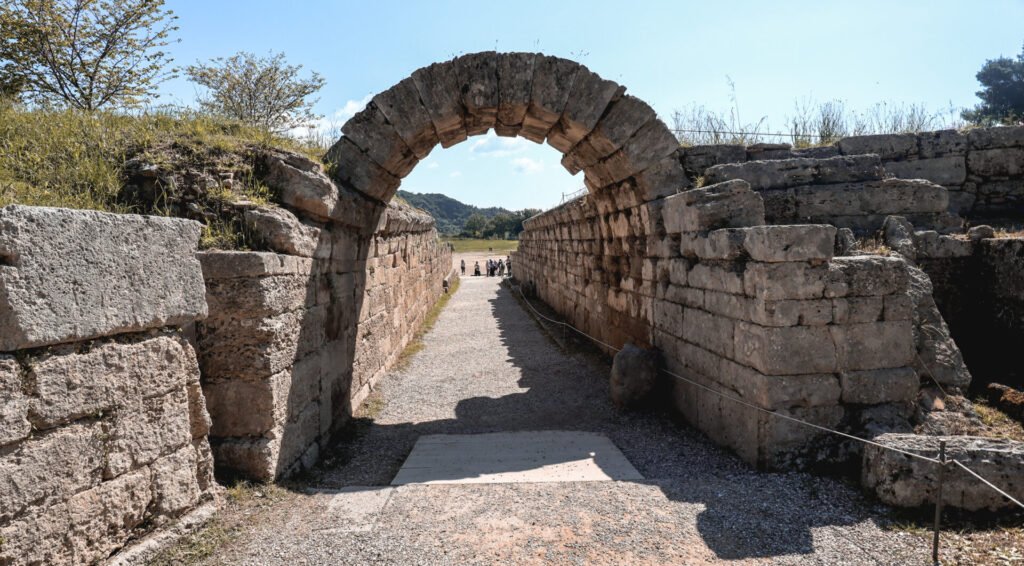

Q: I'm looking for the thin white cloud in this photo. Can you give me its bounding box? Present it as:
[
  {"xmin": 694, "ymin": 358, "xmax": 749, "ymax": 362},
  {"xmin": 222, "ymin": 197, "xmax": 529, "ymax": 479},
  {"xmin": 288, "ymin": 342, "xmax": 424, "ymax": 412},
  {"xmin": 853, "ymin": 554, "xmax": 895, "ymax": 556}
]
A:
[
  {"xmin": 470, "ymin": 132, "xmax": 529, "ymax": 157},
  {"xmin": 426, "ymin": 162, "xmax": 439, "ymax": 168},
  {"xmin": 289, "ymin": 93, "xmax": 373, "ymax": 139},
  {"xmin": 449, "ymin": 171, "xmax": 462, "ymax": 177},
  {"xmin": 512, "ymin": 157, "xmax": 544, "ymax": 174}
]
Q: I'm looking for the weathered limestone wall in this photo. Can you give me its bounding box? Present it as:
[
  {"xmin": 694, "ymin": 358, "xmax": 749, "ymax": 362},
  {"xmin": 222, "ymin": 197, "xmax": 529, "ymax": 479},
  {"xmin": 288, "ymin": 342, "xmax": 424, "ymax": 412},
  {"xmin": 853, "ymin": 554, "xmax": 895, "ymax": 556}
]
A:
[
  {"xmin": 0, "ymin": 206, "xmax": 214, "ymax": 565},
  {"xmin": 515, "ymin": 178, "xmax": 921, "ymax": 469},
  {"xmin": 195, "ymin": 156, "xmax": 452, "ymax": 481},
  {"xmin": 908, "ymin": 229, "xmax": 1024, "ymax": 390},
  {"xmin": 701, "ymin": 154, "xmax": 961, "ymax": 234},
  {"xmin": 675, "ymin": 125, "xmax": 1024, "ymax": 222}
]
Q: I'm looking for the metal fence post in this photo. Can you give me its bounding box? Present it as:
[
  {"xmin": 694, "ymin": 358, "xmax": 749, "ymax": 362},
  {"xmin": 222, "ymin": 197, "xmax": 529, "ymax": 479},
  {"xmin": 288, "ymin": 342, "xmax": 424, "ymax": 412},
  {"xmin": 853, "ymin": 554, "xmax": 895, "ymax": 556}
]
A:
[{"xmin": 932, "ymin": 440, "xmax": 947, "ymax": 564}]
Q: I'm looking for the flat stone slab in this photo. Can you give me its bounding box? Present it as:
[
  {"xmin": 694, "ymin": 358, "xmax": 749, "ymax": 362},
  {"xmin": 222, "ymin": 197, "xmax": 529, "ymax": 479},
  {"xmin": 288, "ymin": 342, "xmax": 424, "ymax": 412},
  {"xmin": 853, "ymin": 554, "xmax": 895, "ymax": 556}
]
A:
[
  {"xmin": 391, "ymin": 431, "xmax": 643, "ymax": 485},
  {"xmin": 0, "ymin": 205, "xmax": 207, "ymax": 350}
]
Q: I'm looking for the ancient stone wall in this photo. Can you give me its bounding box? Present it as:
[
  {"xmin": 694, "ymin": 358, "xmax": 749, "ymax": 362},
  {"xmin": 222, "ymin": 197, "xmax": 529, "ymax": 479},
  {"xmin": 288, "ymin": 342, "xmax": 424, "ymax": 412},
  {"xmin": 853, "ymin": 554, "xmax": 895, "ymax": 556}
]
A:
[
  {"xmin": 675, "ymin": 125, "xmax": 1024, "ymax": 222},
  {"xmin": 903, "ymin": 229, "xmax": 1024, "ymax": 390},
  {"xmin": 195, "ymin": 158, "xmax": 452, "ymax": 481},
  {"xmin": 515, "ymin": 177, "xmax": 921, "ymax": 469},
  {"xmin": 0, "ymin": 206, "xmax": 214, "ymax": 565}
]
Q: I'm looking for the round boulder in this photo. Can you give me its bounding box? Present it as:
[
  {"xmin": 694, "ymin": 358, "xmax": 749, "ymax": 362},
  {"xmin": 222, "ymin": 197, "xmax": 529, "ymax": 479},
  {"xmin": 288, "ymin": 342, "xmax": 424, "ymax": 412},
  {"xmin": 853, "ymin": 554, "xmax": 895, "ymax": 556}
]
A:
[{"xmin": 610, "ymin": 343, "xmax": 659, "ymax": 408}]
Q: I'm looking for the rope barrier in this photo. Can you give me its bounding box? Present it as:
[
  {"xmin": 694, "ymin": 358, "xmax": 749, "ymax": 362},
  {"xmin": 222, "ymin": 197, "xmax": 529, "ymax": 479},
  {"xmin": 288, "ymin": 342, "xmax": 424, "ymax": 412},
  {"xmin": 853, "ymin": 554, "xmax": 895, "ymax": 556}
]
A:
[{"xmin": 509, "ymin": 281, "xmax": 1024, "ymax": 510}]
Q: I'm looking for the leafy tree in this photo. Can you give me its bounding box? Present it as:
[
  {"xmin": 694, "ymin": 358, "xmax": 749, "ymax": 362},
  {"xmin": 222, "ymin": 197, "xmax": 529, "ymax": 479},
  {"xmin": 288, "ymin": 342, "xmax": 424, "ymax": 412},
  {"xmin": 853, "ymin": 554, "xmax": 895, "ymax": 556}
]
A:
[
  {"xmin": 186, "ymin": 51, "xmax": 325, "ymax": 132},
  {"xmin": 0, "ymin": 0, "xmax": 178, "ymax": 109},
  {"xmin": 962, "ymin": 42, "xmax": 1024, "ymax": 126},
  {"xmin": 463, "ymin": 213, "xmax": 487, "ymax": 237}
]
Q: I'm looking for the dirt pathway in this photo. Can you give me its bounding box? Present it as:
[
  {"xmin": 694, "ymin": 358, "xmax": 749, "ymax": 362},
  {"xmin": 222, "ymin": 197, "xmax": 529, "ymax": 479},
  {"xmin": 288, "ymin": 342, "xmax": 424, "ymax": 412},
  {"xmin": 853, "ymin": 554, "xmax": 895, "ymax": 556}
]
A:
[{"xmin": 196, "ymin": 276, "xmax": 930, "ymax": 565}]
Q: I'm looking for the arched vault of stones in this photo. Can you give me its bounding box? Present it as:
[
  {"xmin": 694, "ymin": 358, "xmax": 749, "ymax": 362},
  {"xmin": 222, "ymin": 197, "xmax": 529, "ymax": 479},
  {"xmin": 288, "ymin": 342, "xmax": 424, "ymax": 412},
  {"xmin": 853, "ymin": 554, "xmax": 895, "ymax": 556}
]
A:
[{"xmin": 325, "ymin": 52, "xmax": 685, "ymax": 211}]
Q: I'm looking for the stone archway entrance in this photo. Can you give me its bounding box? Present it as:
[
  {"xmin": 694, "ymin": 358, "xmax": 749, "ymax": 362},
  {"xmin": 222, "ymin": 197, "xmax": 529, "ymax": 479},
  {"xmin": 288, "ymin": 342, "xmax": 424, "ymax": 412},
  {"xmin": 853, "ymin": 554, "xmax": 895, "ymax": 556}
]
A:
[{"xmin": 325, "ymin": 52, "xmax": 685, "ymax": 214}]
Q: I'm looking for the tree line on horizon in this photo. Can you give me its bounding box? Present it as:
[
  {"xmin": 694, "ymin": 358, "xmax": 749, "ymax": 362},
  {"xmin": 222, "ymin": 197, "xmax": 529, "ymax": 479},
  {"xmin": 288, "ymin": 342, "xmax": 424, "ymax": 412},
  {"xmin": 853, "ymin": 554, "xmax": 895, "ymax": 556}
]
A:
[{"xmin": 397, "ymin": 190, "xmax": 540, "ymax": 238}]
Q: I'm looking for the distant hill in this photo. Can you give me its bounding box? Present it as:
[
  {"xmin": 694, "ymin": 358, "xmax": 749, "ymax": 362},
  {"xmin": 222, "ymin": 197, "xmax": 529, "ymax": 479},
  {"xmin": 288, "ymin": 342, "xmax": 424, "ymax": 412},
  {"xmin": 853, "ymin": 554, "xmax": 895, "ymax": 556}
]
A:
[{"xmin": 397, "ymin": 190, "xmax": 512, "ymax": 234}]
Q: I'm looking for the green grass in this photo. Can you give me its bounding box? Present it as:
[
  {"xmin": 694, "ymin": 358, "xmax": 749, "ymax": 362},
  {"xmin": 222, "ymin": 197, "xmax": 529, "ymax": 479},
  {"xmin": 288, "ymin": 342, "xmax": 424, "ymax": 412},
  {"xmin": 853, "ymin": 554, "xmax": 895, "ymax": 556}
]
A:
[
  {"xmin": 0, "ymin": 102, "xmax": 323, "ymax": 213},
  {"xmin": 443, "ymin": 238, "xmax": 519, "ymax": 253}
]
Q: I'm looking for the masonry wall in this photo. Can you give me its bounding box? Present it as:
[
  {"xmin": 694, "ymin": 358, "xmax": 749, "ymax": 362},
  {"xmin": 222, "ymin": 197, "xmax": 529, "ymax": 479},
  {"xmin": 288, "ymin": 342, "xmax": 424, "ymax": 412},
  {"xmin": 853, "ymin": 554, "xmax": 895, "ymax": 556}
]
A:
[
  {"xmin": 515, "ymin": 177, "xmax": 922, "ymax": 469},
  {"xmin": 0, "ymin": 206, "xmax": 214, "ymax": 565},
  {"xmin": 675, "ymin": 125, "xmax": 1024, "ymax": 222},
  {"xmin": 912, "ymin": 231, "xmax": 1024, "ymax": 390},
  {"xmin": 195, "ymin": 163, "xmax": 452, "ymax": 481}
]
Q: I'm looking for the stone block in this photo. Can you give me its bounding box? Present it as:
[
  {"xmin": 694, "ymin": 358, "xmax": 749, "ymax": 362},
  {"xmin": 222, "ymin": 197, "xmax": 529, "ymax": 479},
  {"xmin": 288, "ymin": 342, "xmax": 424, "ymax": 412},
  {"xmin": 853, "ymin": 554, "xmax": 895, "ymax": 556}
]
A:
[
  {"xmin": 967, "ymin": 147, "xmax": 1024, "ymax": 178},
  {"xmin": 187, "ymin": 382, "xmax": 211, "ymax": 440},
  {"xmin": 104, "ymin": 387, "xmax": 193, "ymax": 478},
  {"xmin": 967, "ymin": 125, "xmax": 1024, "ymax": 150},
  {"xmin": 66, "ymin": 467, "xmax": 151, "ymax": 564},
  {"xmin": 653, "ymin": 299, "xmax": 683, "ymax": 337},
  {"xmin": 912, "ymin": 230, "xmax": 973, "ymax": 258},
  {"xmin": 884, "ymin": 155, "xmax": 966, "ymax": 185},
  {"xmin": 863, "ymin": 434, "xmax": 1024, "ymax": 511},
  {"xmin": 743, "ymin": 262, "xmax": 826, "ymax": 301},
  {"xmin": 197, "ymin": 305, "xmax": 327, "ymax": 380},
  {"xmin": 839, "ymin": 366, "xmax": 917, "ymax": 404},
  {"xmin": 634, "ymin": 155, "xmax": 688, "ymax": 202},
  {"xmin": 0, "ymin": 502, "xmax": 71, "ymax": 565},
  {"xmin": 759, "ymin": 405, "xmax": 844, "ymax": 468},
  {"xmin": 553, "ymin": 67, "xmax": 622, "ymax": 150},
  {"xmin": 496, "ymin": 52, "xmax": 536, "ymax": 132},
  {"xmin": 149, "ymin": 445, "xmax": 201, "ymax": 519},
  {"xmin": 202, "ymin": 377, "xmax": 282, "ymax": 438},
  {"xmin": 322, "ymin": 137, "xmax": 401, "ymax": 202},
  {"xmin": 520, "ymin": 55, "xmax": 580, "ymax": 142},
  {"xmin": 718, "ymin": 360, "xmax": 840, "ymax": 409},
  {"xmin": 411, "ymin": 61, "xmax": 467, "ymax": 146},
  {"xmin": 619, "ymin": 120, "xmax": 682, "ymax": 175},
  {"xmin": 609, "ymin": 343, "xmax": 659, "ymax": 408},
  {"xmin": 829, "ymin": 321, "xmax": 915, "ymax": 371},
  {"xmin": 243, "ymin": 207, "xmax": 329, "ymax": 258},
  {"xmin": 370, "ymin": 77, "xmax": 438, "ymax": 159},
  {"xmin": 683, "ymin": 229, "xmax": 747, "ymax": 260},
  {"xmin": 918, "ymin": 129, "xmax": 968, "ymax": 158},
  {"xmin": 688, "ymin": 263, "xmax": 745, "ymax": 295},
  {"xmin": 28, "ymin": 336, "xmax": 194, "ymax": 430},
  {"xmin": 662, "ymin": 180, "xmax": 765, "ymax": 234},
  {"xmin": 0, "ymin": 206, "xmax": 207, "ymax": 351},
  {"xmin": 0, "ymin": 354, "xmax": 30, "ymax": 446},
  {"xmin": 734, "ymin": 322, "xmax": 837, "ymax": 375},
  {"xmin": 823, "ymin": 256, "xmax": 909, "ymax": 298},
  {"xmin": 339, "ymin": 102, "xmax": 419, "ymax": 177},
  {"xmin": 566, "ymin": 96, "xmax": 655, "ymax": 170},
  {"xmin": 747, "ymin": 298, "xmax": 832, "ymax": 327},
  {"xmin": 742, "ymin": 225, "xmax": 836, "ymax": 263},
  {"xmin": 793, "ymin": 178, "xmax": 949, "ymax": 217},
  {"xmin": 702, "ymin": 155, "xmax": 884, "ymax": 190},
  {"xmin": 831, "ymin": 296, "xmax": 884, "ymax": 324},
  {"xmin": 837, "ymin": 133, "xmax": 918, "ymax": 159},
  {"xmin": 204, "ymin": 271, "xmax": 324, "ymax": 320},
  {"xmin": 0, "ymin": 420, "xmax": 104, "ymax": 523},
  {"xmin": 682, "ymin": 308, "xmax": 734, "ymax": 357},
  {"xmin": 263, "ymin": 150, "xmax": 382, "ymax": 229},
  {"xmin": 681, "ymin": 144, "xmax": 746, "ymax": 175},
  {"xmin": 454, "ymin": 52, "xmax": 499, "ymax": 136}
]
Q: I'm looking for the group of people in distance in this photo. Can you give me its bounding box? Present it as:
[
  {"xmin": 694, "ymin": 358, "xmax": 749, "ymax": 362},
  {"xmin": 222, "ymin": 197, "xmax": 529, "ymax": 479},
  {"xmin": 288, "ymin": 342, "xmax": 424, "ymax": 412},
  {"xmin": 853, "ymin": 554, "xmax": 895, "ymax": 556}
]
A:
[{"xmin": 461, "ymin": 256, "xmax": 511, "ymax": 278}]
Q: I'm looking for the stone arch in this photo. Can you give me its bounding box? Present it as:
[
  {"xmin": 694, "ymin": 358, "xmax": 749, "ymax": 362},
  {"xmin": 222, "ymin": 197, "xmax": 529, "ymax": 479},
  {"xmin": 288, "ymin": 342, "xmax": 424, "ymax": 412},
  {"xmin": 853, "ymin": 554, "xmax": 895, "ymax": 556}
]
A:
[{"xmin": 323, "ymin": 52, "xmax": 685, "ymax": 215}]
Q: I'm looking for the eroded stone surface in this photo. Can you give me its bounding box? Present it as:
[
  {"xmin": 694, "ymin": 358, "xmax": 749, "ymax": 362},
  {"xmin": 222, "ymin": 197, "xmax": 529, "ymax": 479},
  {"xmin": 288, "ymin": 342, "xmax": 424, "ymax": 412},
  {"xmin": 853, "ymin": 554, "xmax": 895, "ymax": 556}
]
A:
[{"xmin": 0, "ymin": 205, "xmax": 207, "ymax": 350}]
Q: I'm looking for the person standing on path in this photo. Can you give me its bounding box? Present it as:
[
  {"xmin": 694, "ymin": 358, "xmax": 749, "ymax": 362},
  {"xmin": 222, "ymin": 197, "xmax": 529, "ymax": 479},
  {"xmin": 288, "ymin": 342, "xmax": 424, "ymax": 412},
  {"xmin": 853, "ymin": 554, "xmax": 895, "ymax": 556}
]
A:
[
  {"xmin": 474, "ymin": 261, "xmax": 481, "ymax": 276},
  {"xmin": 461, "ymin": 259, "xmax": 465, "ymax": 275}
]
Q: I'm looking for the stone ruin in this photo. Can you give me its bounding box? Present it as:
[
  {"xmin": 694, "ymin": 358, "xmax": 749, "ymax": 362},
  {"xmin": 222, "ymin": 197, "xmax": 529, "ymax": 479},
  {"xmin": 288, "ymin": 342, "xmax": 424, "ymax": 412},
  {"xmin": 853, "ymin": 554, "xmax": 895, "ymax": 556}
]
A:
[{"xmin": 1, "ymin": 51, "xmax": 1023, "ymax": 564}]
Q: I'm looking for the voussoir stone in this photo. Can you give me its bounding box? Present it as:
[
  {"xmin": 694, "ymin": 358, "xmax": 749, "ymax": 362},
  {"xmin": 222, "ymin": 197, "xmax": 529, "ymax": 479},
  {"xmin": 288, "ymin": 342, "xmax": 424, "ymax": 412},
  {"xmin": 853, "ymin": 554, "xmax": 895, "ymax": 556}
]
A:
[
  {"xmin": 244, "ymin": 207, "xmax": 327, "ymax": 258},
  {"xmin": 0, "ymin": 205, "xmax": 207, "ymax": 351}
]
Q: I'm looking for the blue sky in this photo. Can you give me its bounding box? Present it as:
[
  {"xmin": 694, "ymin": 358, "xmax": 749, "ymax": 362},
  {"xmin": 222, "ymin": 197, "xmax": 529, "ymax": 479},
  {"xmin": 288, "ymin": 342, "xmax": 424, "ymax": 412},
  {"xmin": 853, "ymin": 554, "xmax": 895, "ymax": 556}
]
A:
[{"xmin": 158, "ymin": 0, "xmax": 1024, "ymax": 210}]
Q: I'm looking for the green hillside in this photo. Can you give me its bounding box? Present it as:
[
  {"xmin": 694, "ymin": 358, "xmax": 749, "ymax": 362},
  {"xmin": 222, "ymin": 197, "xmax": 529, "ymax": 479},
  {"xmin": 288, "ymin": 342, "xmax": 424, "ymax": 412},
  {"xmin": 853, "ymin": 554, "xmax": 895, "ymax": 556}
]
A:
[{"xmin": 397, "ymin": 190, "xmax": 512, "ymax": 234}]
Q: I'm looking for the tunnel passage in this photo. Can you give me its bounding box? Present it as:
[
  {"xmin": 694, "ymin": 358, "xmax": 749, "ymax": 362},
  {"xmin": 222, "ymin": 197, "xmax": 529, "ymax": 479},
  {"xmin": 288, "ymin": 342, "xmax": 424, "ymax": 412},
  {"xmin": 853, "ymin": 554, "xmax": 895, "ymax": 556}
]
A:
[{"xmin": 326, "ymin": 51, "xmax": 686, "ymax": 218}]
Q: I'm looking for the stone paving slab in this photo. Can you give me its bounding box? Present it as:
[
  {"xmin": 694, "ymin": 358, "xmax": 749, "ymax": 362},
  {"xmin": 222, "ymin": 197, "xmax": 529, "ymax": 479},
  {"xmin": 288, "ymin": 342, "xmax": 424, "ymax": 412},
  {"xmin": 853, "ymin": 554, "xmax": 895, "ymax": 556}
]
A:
[{"xmin": 391, "ymin": 431, "xmax": 643, "ymax": 485}]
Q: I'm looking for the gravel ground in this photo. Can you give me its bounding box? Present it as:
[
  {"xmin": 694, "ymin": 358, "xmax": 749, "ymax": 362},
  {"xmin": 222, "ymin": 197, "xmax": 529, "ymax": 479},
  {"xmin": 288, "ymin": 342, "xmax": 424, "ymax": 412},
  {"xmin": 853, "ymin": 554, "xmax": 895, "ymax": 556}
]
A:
[{"xmin": 197, "ymin": 276, "xmax": 932, "ymax": 565}]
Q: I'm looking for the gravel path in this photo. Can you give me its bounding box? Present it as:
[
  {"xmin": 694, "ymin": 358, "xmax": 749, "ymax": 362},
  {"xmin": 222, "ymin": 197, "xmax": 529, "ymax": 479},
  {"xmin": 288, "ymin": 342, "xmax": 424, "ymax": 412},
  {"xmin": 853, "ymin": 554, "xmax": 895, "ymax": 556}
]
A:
[{"xmin": 201, "ymin": 276, "xmax": 931, "ymax": 565}]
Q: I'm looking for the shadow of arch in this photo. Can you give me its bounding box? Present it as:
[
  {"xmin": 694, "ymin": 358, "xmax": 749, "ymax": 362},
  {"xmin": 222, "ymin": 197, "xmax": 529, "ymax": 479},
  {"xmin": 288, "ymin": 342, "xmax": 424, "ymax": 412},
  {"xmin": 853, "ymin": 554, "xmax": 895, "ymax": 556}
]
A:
[{"xmin": 324, "ymin": 51, "xmax": 686, "ymax": 219}]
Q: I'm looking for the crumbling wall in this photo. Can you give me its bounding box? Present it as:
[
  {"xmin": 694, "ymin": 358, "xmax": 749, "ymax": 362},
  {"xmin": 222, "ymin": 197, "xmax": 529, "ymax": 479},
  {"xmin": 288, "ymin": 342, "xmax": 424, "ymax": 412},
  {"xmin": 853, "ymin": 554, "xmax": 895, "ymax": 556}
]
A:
[
  {"xmin": 675, "ymin": 125, "xmax": 1024, "ymax": 222},
  {"xmin": 515, "ymin": 175, "xmax": 921, "ymax": 469},
  {"xmin": 0, "ymin": 206, "xmax": 214, "ymax": 565},
  {"xmin": 905, "ymin": 229, "xmax": 1024, "ymax": 390},
  {"xmin": 195, "ymin": 153, "xmax": 451, "ymax": 481}
]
